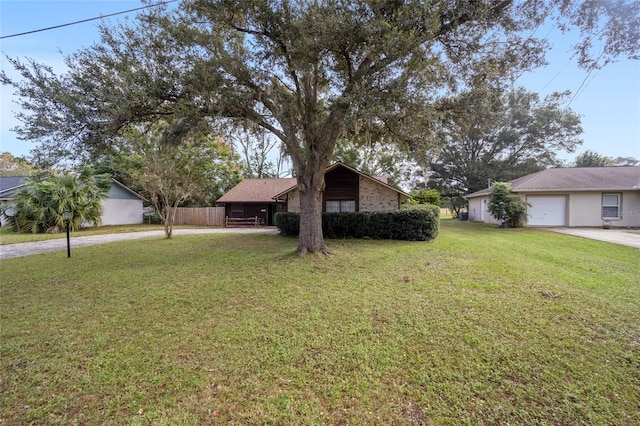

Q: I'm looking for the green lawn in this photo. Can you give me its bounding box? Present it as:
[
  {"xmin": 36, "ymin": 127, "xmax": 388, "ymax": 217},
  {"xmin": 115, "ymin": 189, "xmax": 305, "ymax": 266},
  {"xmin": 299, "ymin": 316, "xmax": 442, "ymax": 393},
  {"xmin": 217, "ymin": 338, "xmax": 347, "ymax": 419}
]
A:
[{"xmin": 1, "ymin": 220, "xmax": 638, "ymax": 425}]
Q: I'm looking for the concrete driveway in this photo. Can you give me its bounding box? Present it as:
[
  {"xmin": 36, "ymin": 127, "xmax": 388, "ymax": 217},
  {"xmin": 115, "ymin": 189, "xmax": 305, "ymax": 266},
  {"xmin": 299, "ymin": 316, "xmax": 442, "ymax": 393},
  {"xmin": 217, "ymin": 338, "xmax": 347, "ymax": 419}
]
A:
[
  {"xmin": 546, "ymin": 228, "xmax": 640, "ymax": 249},
  {"xmin": 0, "ymin": 227, "xmax": 279, "ymax": 260}
]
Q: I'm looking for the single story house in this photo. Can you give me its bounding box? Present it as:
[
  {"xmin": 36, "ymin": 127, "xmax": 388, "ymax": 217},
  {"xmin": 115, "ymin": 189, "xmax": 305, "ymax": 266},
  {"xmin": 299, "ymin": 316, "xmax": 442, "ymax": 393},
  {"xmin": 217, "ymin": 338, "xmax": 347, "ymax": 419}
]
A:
[
  {"xmin": 216, "ymin": 162, "xmax": 411, "ymax": 225},
  {"xmin": 0, "ymin": 176, "xmax": 145, "ymax": 226},
  {"xmin": 465, "ymin": 166, "xmax": 640, "ymax": 227}
]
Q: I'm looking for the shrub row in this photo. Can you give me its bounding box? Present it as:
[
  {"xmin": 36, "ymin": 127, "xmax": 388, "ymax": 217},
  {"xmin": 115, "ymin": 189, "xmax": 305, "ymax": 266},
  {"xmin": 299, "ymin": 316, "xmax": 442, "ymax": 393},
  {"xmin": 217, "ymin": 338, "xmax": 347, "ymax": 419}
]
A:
[{"xmin": 275, "ymin": 205, "xmax": 439, "ymax": 241}]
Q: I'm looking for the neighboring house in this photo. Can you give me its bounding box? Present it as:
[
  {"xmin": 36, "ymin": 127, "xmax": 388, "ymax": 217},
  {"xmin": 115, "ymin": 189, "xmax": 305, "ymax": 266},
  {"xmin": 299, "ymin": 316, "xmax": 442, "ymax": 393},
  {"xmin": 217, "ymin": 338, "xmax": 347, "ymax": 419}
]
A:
[
  {"xmin": 217, "ymin": 162, "xmax": 411, "ymax": 225},
  {"xmin": 0, "ymin": 176, "xmax": 145, "ymax": 226},
  {"xmin": 100, "ymin": 180, "xmax": 145, "ymax": 225},
  {"xmin": 465, "ymin": 166, "xmax": 640, "ymax": 227}
]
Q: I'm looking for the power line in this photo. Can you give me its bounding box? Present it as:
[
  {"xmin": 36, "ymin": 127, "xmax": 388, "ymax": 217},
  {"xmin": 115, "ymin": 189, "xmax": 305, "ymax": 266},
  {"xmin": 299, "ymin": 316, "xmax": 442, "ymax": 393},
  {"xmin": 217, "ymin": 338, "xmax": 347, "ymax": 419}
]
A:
[
  {"xmin": 565, "ymin": 66, "xmax": 601, "ymax": 109},
  {"xmin": 564, "ymin": 51, "xmax": 605, "ymax": 110},
  {"xmin": 538, "ymin": 58, "xmax": 571, "ymax": 92},
  {"xmin": 0, "ymin": 0, "xmax": 179, "ymax": 40}
]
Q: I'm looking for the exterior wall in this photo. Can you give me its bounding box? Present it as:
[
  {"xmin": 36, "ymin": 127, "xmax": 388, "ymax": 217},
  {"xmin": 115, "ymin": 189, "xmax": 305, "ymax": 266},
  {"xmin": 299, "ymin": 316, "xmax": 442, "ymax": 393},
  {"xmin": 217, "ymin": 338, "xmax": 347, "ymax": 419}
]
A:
[
  {"xmin": 358, "ymin": 176, "xmax": 399, "ymax": 211},
  {"xmin": 101, "ymin": 198, "xmax": 143, "ymax": 225},
  {"xmin": 324, "ymin": 167, "xmax": 359, "ymax": 209},
  {"xmin": 243, "ymin": 203, "xmax": 268, "ymax": 223},
  {"xmin": 100, "ymin": 182, "xmax": 144, "ymax": 225},
  {"xmin": 621, "ymin": 191, "xmax": 640, "ymax": 227},
  {"xmin": 286, "ymin": 177, "xmax": 401, "ymax": 213},
  {"xmin": 467, "ymin": 196, "xmax": 501, "ymax": 224},
  {"xmin": 467, "ymin": 197, "xmax": 484, "ymax": 222},
  {"xmin": 287, "ymin": 190, "xmax": 301, "ymax": 213},
  {"xmin": 567, "ymin": 191, "xmax": 640, "ymax": 227},
  {"xmin": 472, "ymin": 191, "xmax": 640, "ymax": 227}
]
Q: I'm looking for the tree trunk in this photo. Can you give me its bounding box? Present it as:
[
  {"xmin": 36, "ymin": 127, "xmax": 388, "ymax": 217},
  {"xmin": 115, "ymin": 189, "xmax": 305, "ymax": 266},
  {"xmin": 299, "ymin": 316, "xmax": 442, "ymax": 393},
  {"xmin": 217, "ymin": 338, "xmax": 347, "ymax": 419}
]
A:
[
  {"xmin": 296, "ymin": 169, "xmax": 328, "ymax": 256},
  {"xmin": 163, "ymin": 205, "xmax": 177, "ymax": 239}
]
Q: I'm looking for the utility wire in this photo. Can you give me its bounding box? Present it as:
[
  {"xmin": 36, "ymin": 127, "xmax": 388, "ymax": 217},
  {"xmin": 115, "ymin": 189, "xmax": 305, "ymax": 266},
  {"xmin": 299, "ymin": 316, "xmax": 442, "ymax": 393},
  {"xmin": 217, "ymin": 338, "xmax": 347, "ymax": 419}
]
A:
[
  {"xmin": 0, "ymin": 0, "xmax": 179, "ymax": 40},
  {"xmin": 539, "ymin": 59, "xmax": 571, "ymax": 92},
  {"xmin": 565, "ymin": 66, "xmax": 601, "ymax": 109},
  {"xmin": 564, "ymin": 51, "xmax": 605, "ymax": 110}
]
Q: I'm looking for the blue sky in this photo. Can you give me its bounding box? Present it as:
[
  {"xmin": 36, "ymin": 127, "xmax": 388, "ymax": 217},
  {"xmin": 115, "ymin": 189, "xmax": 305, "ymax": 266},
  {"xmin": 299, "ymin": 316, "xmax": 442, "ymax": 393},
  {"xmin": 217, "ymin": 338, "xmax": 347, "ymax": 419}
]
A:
[{"xmin": 1, "ymin": 0, "xmax": 639, "ymax": 163}]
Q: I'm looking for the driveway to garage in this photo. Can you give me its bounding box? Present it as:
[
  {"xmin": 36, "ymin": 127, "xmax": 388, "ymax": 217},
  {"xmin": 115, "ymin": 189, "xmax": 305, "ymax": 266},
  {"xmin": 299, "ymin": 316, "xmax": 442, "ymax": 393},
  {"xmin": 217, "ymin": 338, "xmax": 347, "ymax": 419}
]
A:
[
  {"xmin": 0, "ymin": 227, "xmax": 279, "ymax": 260},
  {"xmin": 546, "ymin": 228, "xmax": 640, "ymax": 249}
]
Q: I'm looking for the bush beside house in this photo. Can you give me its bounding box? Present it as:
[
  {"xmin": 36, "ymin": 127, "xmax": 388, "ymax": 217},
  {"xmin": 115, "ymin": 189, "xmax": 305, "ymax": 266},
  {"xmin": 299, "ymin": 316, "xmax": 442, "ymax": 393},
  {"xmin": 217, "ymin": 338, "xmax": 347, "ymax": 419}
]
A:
[
  {"xmin": 487, "ymin": 182, "xmax": 528, "ymax": 228},
  {"xmin": 276, "ymin": 205, "xmax": 440, "ymax": 241}
]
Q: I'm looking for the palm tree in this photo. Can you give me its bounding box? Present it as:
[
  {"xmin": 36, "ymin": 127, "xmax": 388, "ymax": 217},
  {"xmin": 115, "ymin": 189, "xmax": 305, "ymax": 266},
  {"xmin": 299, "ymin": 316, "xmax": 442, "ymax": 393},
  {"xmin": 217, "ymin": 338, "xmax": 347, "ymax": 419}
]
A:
[{"xmin": 12, "ymin": 172, "xmax": 110, "ymax": 233}]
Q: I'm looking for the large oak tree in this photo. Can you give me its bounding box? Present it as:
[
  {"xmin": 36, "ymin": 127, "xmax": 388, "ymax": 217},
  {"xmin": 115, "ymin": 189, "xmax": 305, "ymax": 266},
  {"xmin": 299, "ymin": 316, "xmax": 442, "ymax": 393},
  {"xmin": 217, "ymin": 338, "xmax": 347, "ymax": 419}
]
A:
[
  {"xmin": 3, "ymin": 0, "xmax": 639, "ymax": 254},
  {"xmin": 428, "ymin": 87, "xmax": 583, "ymax": 195}
]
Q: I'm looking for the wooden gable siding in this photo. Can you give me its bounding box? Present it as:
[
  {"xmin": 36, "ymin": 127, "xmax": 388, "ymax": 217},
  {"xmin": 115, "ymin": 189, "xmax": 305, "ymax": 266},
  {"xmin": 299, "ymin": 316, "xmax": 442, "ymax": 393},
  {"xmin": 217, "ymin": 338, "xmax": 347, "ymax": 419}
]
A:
[{"xmin": 322, "ymin": 166, "xmax": 359, "ymax": 210}]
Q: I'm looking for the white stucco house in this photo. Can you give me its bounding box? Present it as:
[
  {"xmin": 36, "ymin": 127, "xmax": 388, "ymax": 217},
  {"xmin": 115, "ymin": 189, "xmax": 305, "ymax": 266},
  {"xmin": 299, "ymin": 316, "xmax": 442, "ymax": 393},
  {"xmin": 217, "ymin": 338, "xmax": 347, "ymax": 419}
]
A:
[
  {"xmin": 100, "ymin": 180, "xmax": 145, "ymax": 225},
  {"xmin": 465, "ymin": 166, "xmax": 640, "ymax": 228},
  {"xmin": 0, "ymin": 176, "xmax": 145, "ymax": 226}
]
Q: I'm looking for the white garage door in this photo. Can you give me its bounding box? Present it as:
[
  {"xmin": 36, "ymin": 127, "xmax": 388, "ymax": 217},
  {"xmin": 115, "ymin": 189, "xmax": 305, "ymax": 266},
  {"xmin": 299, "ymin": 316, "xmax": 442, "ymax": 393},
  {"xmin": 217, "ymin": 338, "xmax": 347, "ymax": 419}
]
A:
[{"xmin": 527, "ymin": 196, "xmax": 566, "ymax": 226}]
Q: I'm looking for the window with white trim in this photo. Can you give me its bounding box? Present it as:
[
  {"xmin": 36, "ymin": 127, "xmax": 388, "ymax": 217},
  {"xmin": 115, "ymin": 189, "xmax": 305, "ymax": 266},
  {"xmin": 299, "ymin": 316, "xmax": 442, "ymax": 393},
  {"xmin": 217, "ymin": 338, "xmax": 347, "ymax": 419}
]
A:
[
  {"xmin": 326, "ymin": 200, "xmax": 356, "ymax": 212},
  {"xmin": 602, "ymin": 194, "xmax": 621, "ymax": 219}
]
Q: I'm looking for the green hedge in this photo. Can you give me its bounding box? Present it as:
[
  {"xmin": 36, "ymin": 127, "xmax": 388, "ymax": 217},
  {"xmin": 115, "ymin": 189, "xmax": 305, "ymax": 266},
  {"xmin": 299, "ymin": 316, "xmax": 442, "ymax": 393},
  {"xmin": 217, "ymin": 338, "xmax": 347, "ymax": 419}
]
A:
[{"xmin": 275, "ymin": 206, "xmax": 439, "ymax": 241}]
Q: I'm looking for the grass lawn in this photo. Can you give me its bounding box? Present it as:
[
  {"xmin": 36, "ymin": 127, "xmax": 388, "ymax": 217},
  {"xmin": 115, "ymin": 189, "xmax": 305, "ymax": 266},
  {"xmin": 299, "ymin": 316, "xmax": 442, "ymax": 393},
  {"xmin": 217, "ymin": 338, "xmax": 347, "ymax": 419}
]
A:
[{"xmin": 1, "ymin": 220, "xmax": 638, "ymax": 425}]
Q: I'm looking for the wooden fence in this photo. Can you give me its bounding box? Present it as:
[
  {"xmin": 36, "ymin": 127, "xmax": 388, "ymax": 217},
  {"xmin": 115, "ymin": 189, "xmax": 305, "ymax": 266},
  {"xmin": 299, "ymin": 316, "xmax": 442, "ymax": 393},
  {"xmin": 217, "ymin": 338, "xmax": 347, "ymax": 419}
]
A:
[{"xmin": 173, "ymin": 207, "xmax": 225, "ymax": 226}]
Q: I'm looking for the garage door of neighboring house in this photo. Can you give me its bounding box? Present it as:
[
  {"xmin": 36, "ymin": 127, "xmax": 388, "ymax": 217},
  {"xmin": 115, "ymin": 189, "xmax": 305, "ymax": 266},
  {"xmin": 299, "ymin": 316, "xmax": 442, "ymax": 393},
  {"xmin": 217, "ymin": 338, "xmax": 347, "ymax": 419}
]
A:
[{"xmin": 527, "ymin": 196, "xmax": 567, "ymax": 226}]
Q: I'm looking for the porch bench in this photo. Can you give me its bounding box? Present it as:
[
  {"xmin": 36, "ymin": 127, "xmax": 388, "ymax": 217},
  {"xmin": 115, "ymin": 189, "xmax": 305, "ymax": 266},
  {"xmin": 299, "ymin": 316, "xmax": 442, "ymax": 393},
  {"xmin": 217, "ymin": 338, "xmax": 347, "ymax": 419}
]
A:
[{"xmin": 225, "ymin": 216, "xmax": 262, "ymax": 227}]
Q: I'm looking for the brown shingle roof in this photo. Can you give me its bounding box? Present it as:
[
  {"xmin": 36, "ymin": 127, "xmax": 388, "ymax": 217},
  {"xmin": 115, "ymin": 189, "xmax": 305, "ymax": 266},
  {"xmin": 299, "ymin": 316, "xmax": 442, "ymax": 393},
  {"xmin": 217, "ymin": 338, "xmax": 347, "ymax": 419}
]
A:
[
  {"xmin": 466, "ymin": 166, "xmax": 640, "ymax": 198},
  {"xmin": 217, "ymin": 178, "xmax": 297, "ymax": 203}
]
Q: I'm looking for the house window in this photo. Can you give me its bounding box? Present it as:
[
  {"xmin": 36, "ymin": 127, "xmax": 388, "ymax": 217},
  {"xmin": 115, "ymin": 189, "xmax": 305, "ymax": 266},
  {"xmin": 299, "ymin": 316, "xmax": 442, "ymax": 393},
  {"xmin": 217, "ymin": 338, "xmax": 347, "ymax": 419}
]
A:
[
  {"xmin": 602, "ymin": 194, "xmax": 621, "ymax": 219},
  {"xmin": 326, "ymin": 200, "xmax": 356, "ymax": 212}
]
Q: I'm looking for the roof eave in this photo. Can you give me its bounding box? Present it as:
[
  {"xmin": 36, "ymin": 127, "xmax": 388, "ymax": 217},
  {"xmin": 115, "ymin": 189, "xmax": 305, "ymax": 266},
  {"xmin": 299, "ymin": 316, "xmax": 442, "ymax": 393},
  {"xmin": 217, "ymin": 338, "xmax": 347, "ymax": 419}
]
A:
[
  {"xmin": 272, "ymin": 184, "xmax": 299, "ymax": 200},
  {"xmin": 110, "ymin": 179, "xmax": 147, "ymax": 201},
  {"xmin": 514, "ymin": 187, "xmax": 640, "ymax": 193}
]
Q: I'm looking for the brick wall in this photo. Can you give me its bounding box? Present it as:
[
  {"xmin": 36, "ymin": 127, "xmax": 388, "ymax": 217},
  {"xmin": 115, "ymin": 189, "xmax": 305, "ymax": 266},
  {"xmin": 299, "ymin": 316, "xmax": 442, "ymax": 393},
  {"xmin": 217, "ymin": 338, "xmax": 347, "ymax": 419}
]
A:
[
  {"xmin": 359, "ymin": 176, "xmax": 399, "ymax": 211},
  {"xmin": 287, "ymin": 190, "xmax": 301, "ymax": 212},
  {"xmin": 286, "ymin": 177, "xmax": 401, "ymax": 212}
]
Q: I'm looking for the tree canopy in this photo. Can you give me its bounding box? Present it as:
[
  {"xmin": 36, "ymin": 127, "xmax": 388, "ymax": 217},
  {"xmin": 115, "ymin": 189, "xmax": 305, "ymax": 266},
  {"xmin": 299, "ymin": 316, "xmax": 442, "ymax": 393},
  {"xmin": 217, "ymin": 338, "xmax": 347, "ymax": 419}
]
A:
[
  {"xmin": 429, "ymin": 87, "xmax": 583, "ymax": 195},
  {"xmin": 573, "ymin": 150, "xmax": 639, "ymax": 167},
  {"xmin": 3, "ymin": 0, "xmax": 639, "ymax": 254},
  {"xmin": 0, "ymin": 152, "xmax": 37, "ymax": 177},
  {"xmin": 120, "ymin": 120, "xmax": 242, "ymax": 238}
]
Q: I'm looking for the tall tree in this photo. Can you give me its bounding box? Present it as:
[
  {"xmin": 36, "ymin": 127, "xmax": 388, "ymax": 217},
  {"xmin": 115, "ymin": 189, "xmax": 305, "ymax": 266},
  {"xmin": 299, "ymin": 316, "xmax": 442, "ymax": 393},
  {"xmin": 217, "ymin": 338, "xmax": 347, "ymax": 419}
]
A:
[
  {"xmin": 0, "ymin": 152, "xmax": 36, "ymax": 177},
  {"xmin": 226, "ymin": 124, "xmax": 291, "ymax": 178},
  {"xmin": 122, "ymin": 120, "xmax": 242, "ymax": 239},
  {"xmin": 429, "ymin": 88, "xmax": 583, "ymax": 195},
  {"xmin": 3, "ymin": 1, "xmax": 638, "ymax": 254},
  {"xmin": 574, "ymin": 150, "xmax": 638, "ymax": 167}
]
